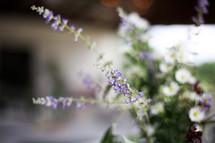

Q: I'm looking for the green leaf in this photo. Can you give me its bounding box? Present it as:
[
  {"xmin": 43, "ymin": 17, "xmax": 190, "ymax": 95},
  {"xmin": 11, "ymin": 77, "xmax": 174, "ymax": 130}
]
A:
[
  {"xmin": 100, "ymin": 126, "xmax": 121, "ymax": 143},
  {"xmin": 103, "ymin": 85, "xmax": 112, "ymax": 99},
  {"xmin": 121, "ymin": 135, "xmax": 136, "ymax": 143}
]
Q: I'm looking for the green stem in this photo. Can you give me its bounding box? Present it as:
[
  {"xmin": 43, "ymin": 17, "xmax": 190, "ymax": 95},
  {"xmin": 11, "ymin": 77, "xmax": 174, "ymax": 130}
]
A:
[
  {"xmin": 139, "ymin": 119, "xmax": 153, "ymax": 143},
  {"xmin": 112, "ymin": 110, "xmax": 126, "ymax": 129},
  {"xmin": 70, "ymin": 97, "xmax": 126, "ymax": 105},
  {"xmin": 144, "ymin": 109, "xmax": 150, "ymax": 125},
  {"xmin": 202, "ymin": 120, "xmax": 215, "ymax": 125}
]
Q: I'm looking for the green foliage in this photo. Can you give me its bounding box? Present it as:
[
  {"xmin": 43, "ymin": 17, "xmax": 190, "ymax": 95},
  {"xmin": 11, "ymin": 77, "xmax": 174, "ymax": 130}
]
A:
[
  {"xmin": 194, "ymin": 62, "xmax": 215, "ymax": 92},
  {"xmin": 100, "ymin": 126, "xmax": 122, "ymax": 143},
  {"xmin": 195, "ymin": 62, "xmax": 215, "ymax": 83},
  {"xmin": 103, "ymin": 85, "xmax": 112, "ymax": 99}
]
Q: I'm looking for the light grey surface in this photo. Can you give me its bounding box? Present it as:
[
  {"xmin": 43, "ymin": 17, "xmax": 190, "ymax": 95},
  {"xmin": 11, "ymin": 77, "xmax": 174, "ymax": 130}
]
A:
[{"xmin": 0, "ymin": 105, "xmax": 138, "ymax": 143}]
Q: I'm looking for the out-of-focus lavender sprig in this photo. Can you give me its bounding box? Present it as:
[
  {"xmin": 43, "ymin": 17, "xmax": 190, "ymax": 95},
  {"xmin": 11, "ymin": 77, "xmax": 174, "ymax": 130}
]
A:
[
  {"xmin": 117, "ymin": 7, "xmax": 150, "ymax": 42},
  {"xmin": 198, "ymin": 93, "xmax": 212, "ymax": 111},
  {"xmin": 31, "ymin": 5, "xmax": 97, "ymax": 51},
  {"xmin": 192, "ymin": 0, "xmax": 209, "ymax": 26},
  {"xmin": 96, "ymin": 64, "xmax": 151, "ymax": 107},
  {"xmin": 140, "ymin": 51, "xmax": 153, "ymax": 62},
  {"xmin": 78, "ymin": 71, "xmax": 102, "ymax": 90},
  {"xmin": 32, "ymin": 96, "xmax": 73, "ymax": 109},
  {"xmin": 32, "ymin": 95, "xmax": 129, "ymax": 109}
]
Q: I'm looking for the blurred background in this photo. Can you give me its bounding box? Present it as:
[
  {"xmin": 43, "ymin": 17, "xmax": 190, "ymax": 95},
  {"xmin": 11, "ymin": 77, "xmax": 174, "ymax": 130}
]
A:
[{"xmin": 0, "ymin": 0, "xmax": 215, "ymax": 143}]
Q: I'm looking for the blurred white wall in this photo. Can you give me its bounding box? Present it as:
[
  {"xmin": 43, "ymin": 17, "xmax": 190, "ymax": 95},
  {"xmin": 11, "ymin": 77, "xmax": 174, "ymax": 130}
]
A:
[
  {"xmin": 0, "ymin": 15, "xmax": 122, "ymax": 97},
  {"xmin": 148, "ymin": 25, "xmax": 215, "ymax": 65}
]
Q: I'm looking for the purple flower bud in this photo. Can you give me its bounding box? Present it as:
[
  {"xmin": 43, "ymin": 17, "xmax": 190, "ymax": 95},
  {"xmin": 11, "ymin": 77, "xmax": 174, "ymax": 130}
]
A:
[
  {"xmin": 71, "ymin": 25, "xmax": 76, "ymax": 30},
  {"xmin": 147, "ymin": 98, "xmax": 152, "ymax": 104},
  {"xmin": 120, "ymin": 20, "xmax": 127, "ymax": 26},
  {"xmin": 76, "ymin": 101, "xmax": 81, "ymax": 109},
  {"xmin": 51, "ymin": 15, "xmax": 61, "ymax": 30},
  {"xmin": 76, "ymin": 101, "xmax": 87, "ymax": 109},
  {"xmin": 59, "ymin": 18, "xmax": 68, "ymax": 32},
  {"xmin": 130, "ymin": 99, "xmax": 135, "ymax": 104},
  {"xmin": 45, "ymin": 11, "xmax": 53, "ymax": 23},
  {"xmin": 139, "ymin": 91, "xmax": 144, "ymax": 96},
  {"xmin": 125, "ymin": 98, "xmax": 130, "ymax": 104}
]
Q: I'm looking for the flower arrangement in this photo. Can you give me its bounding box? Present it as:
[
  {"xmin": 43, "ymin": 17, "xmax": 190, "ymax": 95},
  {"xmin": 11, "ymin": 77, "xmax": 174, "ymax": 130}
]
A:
[{"xmin": 31, "ymin": 1, "xmax": 214, "ymax": 142}]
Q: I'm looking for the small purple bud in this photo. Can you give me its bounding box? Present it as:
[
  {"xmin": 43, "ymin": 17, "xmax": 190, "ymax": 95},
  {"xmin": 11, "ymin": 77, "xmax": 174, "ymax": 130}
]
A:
[
  {"xmin": 71, "ymin": 25, "xmax": 76, "ymax": 30},
  {"xmin": 130, "ymin": 99, "xmax": 135, "ymax": 104},
  {"xmin": 46, "ymin": 11, "xmax": 54, "ymax": 23},
  {"xmin": 147, "ymin": 98, "xmax": 152, "ymax": 104},
  {"xmin": 199, "ymin": 100, "xmax": 204, "ymax": 104},
  {"xmin": 125, "ymin": 98, "xmax": 130, "ymax": 104},
  {"xmin": 76, "ymin": 101, "xmax": 81, "ymax": 109},
  {"xmin": 139, "ymin": 91, "xmax": 144, "ymax": 96}
]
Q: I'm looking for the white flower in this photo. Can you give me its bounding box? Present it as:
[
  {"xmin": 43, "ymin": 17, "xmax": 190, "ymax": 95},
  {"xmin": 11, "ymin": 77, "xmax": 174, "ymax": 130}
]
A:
[
  {"xmin": 176, "ymin": 46, "xmax": 189, "ymax": 64},
  {"xmin": 175, "ymin": 68, "xmax": 192, "ymax": 84},
  {"xmin": 163, "ymin": 82, "xmax": 180, "ymax": 96},
  {"xmin": 164, "ymin": 50, "xmax": 176, "ymax": 64},
  {"xmin": 150, "ymin": 102, "xmax": 164, "ymax": 115},
  {"xmin": 146, "ymin": 125, "xmax": 155, "ymax": 136},
  {"xmin": 188, "ymin": 76, "xmax": 196, "ymax": 84},
  {"xmin": 127, "ymin": 13, "xmax": 149, "ymax": 30},
  {"xmin": 159, "ymin": 62, "xmax": 173, "ymax": 73},
  {"xmin": 189, "ymin": 106, "xmax": 205, "ymax": 122},
  {"xmin": 164, "ymin": 44, "xmax": 192, "ymax": 64},
  {"xmin": 189, "ymin": 92, "xmax": 200, "ymax": 101}
]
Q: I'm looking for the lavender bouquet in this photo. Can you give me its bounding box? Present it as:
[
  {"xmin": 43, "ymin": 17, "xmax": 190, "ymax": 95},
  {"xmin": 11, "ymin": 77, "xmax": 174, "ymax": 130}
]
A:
[{"xmin": 31, "ymin": 0, "xmax": 214, "ymax": 142}]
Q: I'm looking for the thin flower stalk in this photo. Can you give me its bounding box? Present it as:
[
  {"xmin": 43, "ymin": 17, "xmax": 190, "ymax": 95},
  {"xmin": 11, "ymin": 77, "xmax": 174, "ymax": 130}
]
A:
[{"xmin": 32, "ymin": 96, "xmax": 126, "ymax": 109}]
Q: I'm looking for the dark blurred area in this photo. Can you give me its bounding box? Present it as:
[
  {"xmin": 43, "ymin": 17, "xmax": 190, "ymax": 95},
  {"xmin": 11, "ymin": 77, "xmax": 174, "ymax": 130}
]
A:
[
  {"xmin": 0, "ymin": 0, "xmax": 215, "ymax": 143},
  {"xmin": 0, "ymin": 0, "xmax": 215, "ymax": 26}
]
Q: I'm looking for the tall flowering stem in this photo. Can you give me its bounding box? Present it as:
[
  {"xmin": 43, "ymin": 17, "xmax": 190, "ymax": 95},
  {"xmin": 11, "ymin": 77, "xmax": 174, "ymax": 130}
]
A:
[
  {"xmin": 192, "ymin": 0, "xmax": 209, "ymax": 26},
  {"xmin": 97, "ymin": 64, "xmax": 152, "ymax": 106},
  {"xmin": 31, "ymin": 5, "xmax": 99, "ymax": 55}
]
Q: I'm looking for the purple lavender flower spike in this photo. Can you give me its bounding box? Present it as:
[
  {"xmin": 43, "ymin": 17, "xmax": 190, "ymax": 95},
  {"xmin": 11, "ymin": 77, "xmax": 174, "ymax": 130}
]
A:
[
  {"xmin": 51, "ymin": 15, "xmax": 61, "ymax": 30},
  {"xmin": 193, "ymin": 0, "xmax": 209, "ymax": 26},
  {"xmin": 59, "ymin": 18, "xmax": 68, "ymax": 32},
  {"xmin": 136, "ymin": 92, "xmax": 144, "ymax": 101},
  {"xmin": 101, "ymin": 66, "xmax": 149, "ymax": 105},
  {"xmin": 43, "ymin": 9, "xmax": 50, "ymax": 18},
  {"xmin": 74, "ymin": 27, "xmax": 83, "ymax": 42},
  {"xmin": 45, "ymin": 11, "xmax": 54, "ymax": 23},
  {"xmin": 198, "ymin": 93, "xmax": 212, "ymax": 111},
  {"xmin": 34, "ymin": 96, "xmax": 73, "ymax": 109}
]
